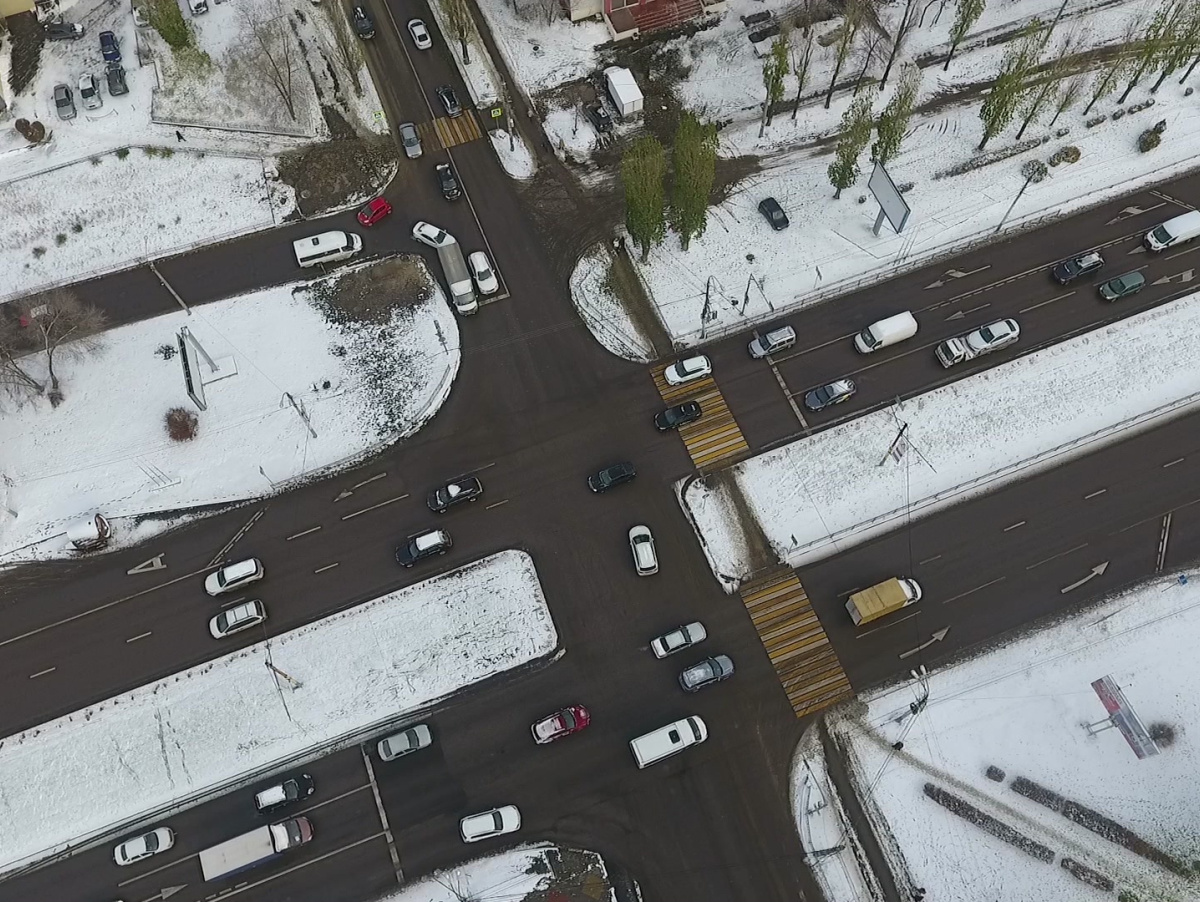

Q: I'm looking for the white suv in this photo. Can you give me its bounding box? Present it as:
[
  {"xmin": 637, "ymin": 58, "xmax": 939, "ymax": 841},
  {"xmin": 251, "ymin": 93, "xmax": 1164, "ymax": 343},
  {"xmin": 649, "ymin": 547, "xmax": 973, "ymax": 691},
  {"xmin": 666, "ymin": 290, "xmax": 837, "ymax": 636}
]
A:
[{"xmin": 204, "ymin": 558, "xmax": 264, "ymax": 596}]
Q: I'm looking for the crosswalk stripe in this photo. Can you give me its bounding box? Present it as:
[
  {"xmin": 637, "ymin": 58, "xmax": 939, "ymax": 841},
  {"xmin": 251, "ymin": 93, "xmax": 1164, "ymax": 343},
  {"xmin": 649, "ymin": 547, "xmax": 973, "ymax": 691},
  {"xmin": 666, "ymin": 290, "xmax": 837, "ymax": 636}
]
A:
[
  {"xmin": 651, "ymin": 369, "xmax": 750, "ymax": 473},
  {"xmin": 739, "ymin": 571, "xmax": 852, "ymax": 719}
]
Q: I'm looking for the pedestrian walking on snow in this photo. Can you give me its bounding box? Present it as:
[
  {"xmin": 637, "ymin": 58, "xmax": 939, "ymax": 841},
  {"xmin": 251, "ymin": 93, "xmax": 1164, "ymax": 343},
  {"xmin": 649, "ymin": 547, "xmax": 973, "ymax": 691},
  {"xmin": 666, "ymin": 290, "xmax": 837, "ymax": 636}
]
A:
[{"xmin": 176, "ymin": 130, "xmax": 186, "ymax": 142}]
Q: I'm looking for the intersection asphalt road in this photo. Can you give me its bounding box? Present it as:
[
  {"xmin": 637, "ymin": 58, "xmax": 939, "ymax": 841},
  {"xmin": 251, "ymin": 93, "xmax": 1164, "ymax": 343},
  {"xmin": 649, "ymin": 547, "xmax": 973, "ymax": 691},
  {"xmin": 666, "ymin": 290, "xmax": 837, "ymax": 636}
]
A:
[{"xmin": 7, "ymin": 4, "xmax": 1200, "ymax": 902}]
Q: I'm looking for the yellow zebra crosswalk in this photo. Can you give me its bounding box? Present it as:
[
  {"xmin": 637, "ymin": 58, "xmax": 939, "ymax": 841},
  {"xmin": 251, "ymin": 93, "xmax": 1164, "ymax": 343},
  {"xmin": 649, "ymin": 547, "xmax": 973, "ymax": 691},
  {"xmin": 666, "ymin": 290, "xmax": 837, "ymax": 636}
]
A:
[
  {"xmin": 417, "ymin": 112, "xmax": 484, "ymax": 151},
  {"xmin": 739, "ymin": 571, "xmax": 852, "ymax": 718},
  {"xmin": 651, "ymin": 367, "xmax": 750, "ymax": 474}
]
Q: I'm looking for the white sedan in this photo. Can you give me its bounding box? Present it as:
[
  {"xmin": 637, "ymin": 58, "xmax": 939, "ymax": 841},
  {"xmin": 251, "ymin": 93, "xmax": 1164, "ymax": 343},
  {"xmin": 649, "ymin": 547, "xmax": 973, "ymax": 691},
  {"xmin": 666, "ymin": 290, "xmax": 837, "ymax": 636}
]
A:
[
  {"xmin": 460, "ymin": 805, "xmax": 521, "ymax": 843},
  {"xmin": 650, "ymin": 621, "xmax": 707, "ymax": 659},
  {"xmin": 412, "ymin": 221, "xmax": 454, "ymax": 248},
  {"xmin": 113, "ymin": 826, "xmax": 175, "ymax": 866},
  {"xmin": 407, "ymin": 18, "xmax": 432, "ymax": 49},
  {"xmin": 663, "ymin": 355, "xmax": 712, "ymax": 386},
  {"xmin": 209, "ymin": 600, "xmax": 267, "ymax": 639},
  {"xmin": 468, "ymin": 251, "xmax": 499, "ymax": 295}
]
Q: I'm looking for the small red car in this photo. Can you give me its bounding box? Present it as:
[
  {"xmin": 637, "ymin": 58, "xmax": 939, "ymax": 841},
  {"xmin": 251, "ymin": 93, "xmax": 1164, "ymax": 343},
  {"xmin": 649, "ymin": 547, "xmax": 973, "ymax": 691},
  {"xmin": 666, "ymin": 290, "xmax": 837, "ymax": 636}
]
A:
[
  {"xmin": 357, "ymin": 196, "xmax": 392, "ymax": 227},
  {"xmin": 531, "ymin": 705, "xmax": 591, "ymax": 744}
]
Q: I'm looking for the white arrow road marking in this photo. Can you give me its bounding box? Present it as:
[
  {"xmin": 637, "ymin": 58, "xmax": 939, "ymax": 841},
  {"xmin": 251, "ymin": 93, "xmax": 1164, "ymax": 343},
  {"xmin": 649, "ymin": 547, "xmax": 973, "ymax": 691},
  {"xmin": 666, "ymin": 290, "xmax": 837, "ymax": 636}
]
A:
[
  {"xmin": 925, "ymin": 266, "xmax": 991, "ymax": 290},
  {"xmin": 899, "ymin": 627, "xmax": 950, "ymax": 660},
  {"xmin": 127, "ymin": 554, "xmax": 166, "ymax": 575},
  {"xmin": 1152, "ymin": 269, "xmax": 1195, "ymax": 285},
  {"xmin": 1060, "ymin": 561, "xmax": 1110, "ymax": 594}
]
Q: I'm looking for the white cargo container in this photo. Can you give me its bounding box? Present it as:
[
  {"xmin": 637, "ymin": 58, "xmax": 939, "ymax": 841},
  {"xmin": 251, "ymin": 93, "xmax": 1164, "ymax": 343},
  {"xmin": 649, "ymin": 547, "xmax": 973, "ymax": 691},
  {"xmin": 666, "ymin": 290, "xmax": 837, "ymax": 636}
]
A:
[{"xmin": 603, "ymin": 66, "xmax": 643, "ymax": 119}]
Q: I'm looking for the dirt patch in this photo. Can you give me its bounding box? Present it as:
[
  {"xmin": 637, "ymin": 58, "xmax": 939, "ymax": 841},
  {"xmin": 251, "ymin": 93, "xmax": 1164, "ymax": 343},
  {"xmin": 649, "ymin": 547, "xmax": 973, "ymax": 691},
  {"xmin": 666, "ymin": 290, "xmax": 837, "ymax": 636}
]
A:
[
  {"xmin": 712, "ymin": 153, "xmax": 762, "ymax": 205},
  {"xmin": 306, "ymin": 256, "xmax": 432, "ymax": 326},
  {"xmin": 276, "ymin": 123, "xmax": 396, "ymax": 217},
  {"xmin": 7, "ymin": 12, "xmax": 44, "ymax": 96},
  {"xmin": 710, "ymin": 468, "xmax": 776, "ymax": 575},
  {"xmin": 523, "ymin": 847, "xmax": 612, "ymax": 902},
  {"xmin": 606, "ymin": 243, "xmax": 670, "ymax": 356}
]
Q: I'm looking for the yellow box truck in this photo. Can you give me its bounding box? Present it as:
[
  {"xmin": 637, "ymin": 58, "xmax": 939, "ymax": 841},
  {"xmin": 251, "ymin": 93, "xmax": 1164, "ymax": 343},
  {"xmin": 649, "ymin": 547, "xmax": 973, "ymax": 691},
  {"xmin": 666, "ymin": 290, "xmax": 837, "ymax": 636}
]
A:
[{"xmin": 846, "ymin": 577, "xmax": 922, "ymax": 626}]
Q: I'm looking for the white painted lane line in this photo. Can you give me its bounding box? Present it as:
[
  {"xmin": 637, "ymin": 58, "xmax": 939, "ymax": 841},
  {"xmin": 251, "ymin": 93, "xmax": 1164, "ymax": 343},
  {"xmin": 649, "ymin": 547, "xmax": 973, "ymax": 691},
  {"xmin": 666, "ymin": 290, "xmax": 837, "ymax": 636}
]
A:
[
  {"xmin": 286, "ymin": 526, "xmax": 322, "ymax": 541},
  {"xmin": 1003, "ymin": 521, "xmax": 1026, "ymax": 532},
  {"xmin": 29, "ymin": 667, "xmax": 55, "ymax": 679},
  {"xmin": 341, "ymin": 494, "xmax": 409, "ymax": 520},
  {"xmin": 126, "ymin": 631, "xmax": 152, "ymax": 643},
  {"xmin": 314, "ymin": 562, "xmax": 340, "ymax": 574},
  {"xmin": 1084, "ymin": 489, "xmax": 1107, "ymax": 500}
]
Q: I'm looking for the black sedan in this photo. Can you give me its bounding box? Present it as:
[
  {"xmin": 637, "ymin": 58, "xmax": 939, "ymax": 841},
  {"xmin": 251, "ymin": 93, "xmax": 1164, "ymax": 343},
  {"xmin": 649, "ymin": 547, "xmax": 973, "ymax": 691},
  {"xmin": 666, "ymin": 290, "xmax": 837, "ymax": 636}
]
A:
[
  {"xmin": 427, "ymin": 476, "xmax": 483, "ymax": 512},
  {"xmin": 654, "ymin": 401, "xmax": 702, "ymax": 431},
  {"xmin": 804, "ymin": 378, "xmax": 856, "ymax": 412},
  {"xmin": 351, "ymin": 5, "xmax": 375, "ymax": 38},
  {"xmin": 588, "ymin": 462, "xmax": 636, "ymax": 493},
  {"xmin": 1051, "ymin": 251, "xmax": 1104, "ymax": 285},
  {"xmin": 436, "ymin": 85, "xmax": 463, "ymax": 118}
]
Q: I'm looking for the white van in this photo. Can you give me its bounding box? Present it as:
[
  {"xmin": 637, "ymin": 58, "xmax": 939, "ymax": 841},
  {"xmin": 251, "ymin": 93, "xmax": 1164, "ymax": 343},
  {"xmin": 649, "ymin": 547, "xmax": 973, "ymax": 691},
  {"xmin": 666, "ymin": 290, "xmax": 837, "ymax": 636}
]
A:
[
  {"xmin": 629, "ymin": 716, "xmax": 707, "ymax": 768},
  {"xmin": 293, "ymin": 230, "xmax": 362, "ymax": 268},
  {"xmin": 854, "ymin": 311, "xmax": 918, "ymax": 353},
  {"xmin": 1144, "ymin": 210, "xmax": 1200, "ymax": 252}
]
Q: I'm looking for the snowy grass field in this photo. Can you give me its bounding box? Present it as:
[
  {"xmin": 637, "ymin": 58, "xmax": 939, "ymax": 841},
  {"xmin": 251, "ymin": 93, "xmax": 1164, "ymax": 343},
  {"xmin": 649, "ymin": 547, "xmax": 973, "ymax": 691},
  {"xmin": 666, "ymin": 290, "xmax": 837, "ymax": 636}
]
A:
[
  {"xmin": 801, "ymin": 570, "xmax": 1200, "ymax": 902},
  {"xmin": 0, "ymin": 549, "xmax": 558, "ymax": 876},
  {"xmin": 683, "ymin": 287, "xmax": 1200, "ymax": 584},
  {"xmin": 0, "ymin": 257, "xmax": 459, "ymax": 560}
]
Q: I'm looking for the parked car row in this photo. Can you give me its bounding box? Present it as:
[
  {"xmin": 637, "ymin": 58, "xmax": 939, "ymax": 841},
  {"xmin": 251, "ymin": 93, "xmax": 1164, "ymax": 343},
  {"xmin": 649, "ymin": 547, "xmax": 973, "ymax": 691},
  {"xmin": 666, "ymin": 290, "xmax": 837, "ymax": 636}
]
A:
[{"xmin": 49, "ymin": 30, "xmax": 128, "ymax": 120}]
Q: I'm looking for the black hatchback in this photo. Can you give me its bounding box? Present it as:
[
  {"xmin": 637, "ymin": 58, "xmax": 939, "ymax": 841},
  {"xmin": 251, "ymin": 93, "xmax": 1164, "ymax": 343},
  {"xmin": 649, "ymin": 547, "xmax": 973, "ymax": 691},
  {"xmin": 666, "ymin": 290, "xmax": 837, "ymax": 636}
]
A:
[
  {"xmin": 436, "ymin": 84, "xmax": 462, "ymax": 118},
  {"xmin": 654, "ymin": 401, "xmax": 702, "ymax": 431},
  {"xmin": 351, "ymin": 5, "xmax": 375, "ymax": 38},
  {"xmin": 1051, "ymin": 251, "xmax": 1104, "ymax": 285},
  {"xmin": 427, "ymin": 476, "xmax": 482, "ymax": 512},
  {"xmin": 758, "ymin": 197, "xmax": 789, "ymax": 231},
  {"xmin": 588, "ymin": 462, "xmax": 636, "ymax": 493}
]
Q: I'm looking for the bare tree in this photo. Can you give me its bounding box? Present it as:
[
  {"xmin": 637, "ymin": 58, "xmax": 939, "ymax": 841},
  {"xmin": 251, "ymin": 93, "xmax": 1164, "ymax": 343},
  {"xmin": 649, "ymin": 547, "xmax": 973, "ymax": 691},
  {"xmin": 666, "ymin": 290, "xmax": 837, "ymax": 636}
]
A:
[
  {"xmin": 443, "ymin": 0, "xmax": 475, "ymax": 64},
  {"xmin": 16, "ymin": 290, "xmax": 106, "ymax": 406},
  {"xmin": 825, "ymin": 0, "xmax": 866, "ymax": 109},
  {"xmin": 852, "ymin": 32, "xmax": 884, "ymax": 94},
  {"xmin": 1046, "ymin": 71, "xmax": 1085, "ymax": 128},
  {"xmin": 320, "ymin": 2, "xmax": 363, "ymax": 96},
  {"xmin": 880, "ymin": 0, "xmax": 919, "ymax": 90},
  {"xmin": 242, "ymin": 4, "xmax": 298, "ymax": 120},
  {"xmin": 0, "ymin": 315, "xmax": 44, "ymax": 402},
  {"xmin": 791, "ymin": 26, "xmax": 815, "ymax": 119}
]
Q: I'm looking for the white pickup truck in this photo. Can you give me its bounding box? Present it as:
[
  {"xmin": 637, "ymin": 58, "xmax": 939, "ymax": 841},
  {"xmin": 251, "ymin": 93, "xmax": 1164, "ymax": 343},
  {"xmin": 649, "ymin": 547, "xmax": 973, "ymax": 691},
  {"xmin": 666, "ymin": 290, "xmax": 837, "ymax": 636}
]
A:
[{"xmin": 935, "ymin": 318, "xmax": 1020, "ymax": 368}]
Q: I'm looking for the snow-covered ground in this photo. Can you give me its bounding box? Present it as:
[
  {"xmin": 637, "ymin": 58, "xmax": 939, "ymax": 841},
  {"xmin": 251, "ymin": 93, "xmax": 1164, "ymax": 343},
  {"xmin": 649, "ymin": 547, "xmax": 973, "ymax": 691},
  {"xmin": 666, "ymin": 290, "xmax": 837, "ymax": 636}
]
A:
[
  {"xmin": 682, "ymin": 288, "xmax": 1200, "ymax": 585},
  {"xmin": 427, "ymin": 0, "xmax": 504, "ymax": 105},
  {"xmin": 489, "ymin": 126, "xmax": 537, "ymax": 179},
  {"xmin": 0, "ymin": 549, "xmax": 558, "ymax": 876},
  {"xmin": 570, "ymin": 243, "xmax": 655, "ymax": 361},
  {"xmin": 0, "ymin": 150, "xmax": 283, "ymax": 302},
  {"xmin": 0, "ymin": 257, "xmax": 459, "ymax": 560},
  {"xmin": 473, "ymin": 0, "xmax": 1200, "ymax": 352},
  {"xmin": 0, "ymin": 0, "xmax": 388, "ymax": 298},
  {"xmin": 802, "ymin": 570, "xmax": 1200, "ymax": 902},
  {"xmin": 376, "ymin": 845, "xmax": 615, "ymax": 902}
]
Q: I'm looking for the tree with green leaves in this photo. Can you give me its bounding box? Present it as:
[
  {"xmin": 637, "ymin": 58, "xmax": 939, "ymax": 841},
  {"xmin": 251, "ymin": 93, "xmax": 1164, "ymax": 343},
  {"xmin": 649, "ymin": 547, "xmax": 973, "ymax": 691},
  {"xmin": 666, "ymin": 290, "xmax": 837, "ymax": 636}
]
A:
[
  {"xmin": 1117, "ymin": 1, "xmax": 1185, "ymax": 103},
  {"xmin": 791, "ymin": 26, "xmax": 815, "ymax": 120},
  {"xmin": 1152, "ymin": 2, "xmax": 1200, "ymax": 92},
  {"xmin": 761, "ymin": 31, "xmax": 790, "ymax": 136},
  {"xmin": 670, "ymin": 113, "xmax": 718, "ymax": 251},
  {"xmin": 1014, "ymin": 36, "xmax": 1074, "ymax": 140},
  {"xmin": 620, "ymin": 136, "xmax": 666, "ymax": 263},
  {"xmin": 1083, "ymin": 47, "xmax": 1132, "ymax": 113},
  {"xmin": 944, "ymin": 0, "xmax": 986, "ymax": 71},
  {"xmin": 976, "ymin": 21, "xmax": 1042, "ymax": 150},
  {"xmin": 825, "ymin": 0, "xmax": 864, "ymax": 109},
  {"xmin": 828, "ymin": 94, "xmax": 874, "ymax": 198},
  {"xmin": 872, "ymin": 66, "xmax": 921, "ymax": 163}
]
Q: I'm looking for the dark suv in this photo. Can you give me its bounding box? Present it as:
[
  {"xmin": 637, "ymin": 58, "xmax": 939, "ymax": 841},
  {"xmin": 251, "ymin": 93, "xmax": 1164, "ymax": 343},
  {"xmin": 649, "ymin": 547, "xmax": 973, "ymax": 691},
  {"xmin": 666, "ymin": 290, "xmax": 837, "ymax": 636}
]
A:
[
  {"xmin": 351, "ymin": 6, "xmax": 375, "ymax": 39},
  {"xmin": 395, "ymin": 529, "xmax": 452, "ymax": 567},
  {"xmin": 99, "ymin": 30, "xmax": 121, "ymax": 63},
  {"xmin": 253, "ymin": 773, "xmax": 315, "ymax": 813},
  {"xmin": 1051, "ymin": 251, "xmax": 1104, "ymax": 285},
  {"xmin": 436, "ymin": 163, "xmax": 461, "ymax": 200},
  {"xmin": 435, "ymin": 84, "xmax": 462, "ymax": 118},
  {"xmin": 588, "ymin": 462, "xmax": 636, "ymax": 493},
  {"xmin": 585, "ymin": 104, "xmax": 613, "ymax": 133},
  {"xmin": 427, "ymin": 476, "xmax": 482, "ymax": 512}
]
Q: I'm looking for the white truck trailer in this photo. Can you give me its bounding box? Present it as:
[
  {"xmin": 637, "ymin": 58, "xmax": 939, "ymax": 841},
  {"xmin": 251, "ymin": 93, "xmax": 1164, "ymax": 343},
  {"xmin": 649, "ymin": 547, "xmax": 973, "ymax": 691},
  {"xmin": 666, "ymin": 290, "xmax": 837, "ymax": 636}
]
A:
[{"xmin": 198, "ymin": 816, "xmax": 313, "ymax": 882}]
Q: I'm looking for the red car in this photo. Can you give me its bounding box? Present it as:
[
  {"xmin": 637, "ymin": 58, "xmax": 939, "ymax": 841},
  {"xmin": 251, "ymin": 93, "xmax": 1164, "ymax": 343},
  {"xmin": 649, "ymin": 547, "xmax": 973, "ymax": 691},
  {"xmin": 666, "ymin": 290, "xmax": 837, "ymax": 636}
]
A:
[
  {"xmin": 357, "ymin": 196, "xmax": 392, "ymax": 227},
  {"xmin": 531, "ymin": 705, "xmax": 590, "ymax": 744}
]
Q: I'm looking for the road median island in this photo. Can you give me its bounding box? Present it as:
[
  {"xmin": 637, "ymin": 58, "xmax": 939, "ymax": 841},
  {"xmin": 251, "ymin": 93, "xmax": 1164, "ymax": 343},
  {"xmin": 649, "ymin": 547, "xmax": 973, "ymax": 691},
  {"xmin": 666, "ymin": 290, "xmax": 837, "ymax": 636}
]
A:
[
  {"xmin": 681, "ymin": 289, "xmax": 1200, "ymax": 586},
  {"xmin": 0, "ymin": 549, "xmax": 558, "ymax": 878}
]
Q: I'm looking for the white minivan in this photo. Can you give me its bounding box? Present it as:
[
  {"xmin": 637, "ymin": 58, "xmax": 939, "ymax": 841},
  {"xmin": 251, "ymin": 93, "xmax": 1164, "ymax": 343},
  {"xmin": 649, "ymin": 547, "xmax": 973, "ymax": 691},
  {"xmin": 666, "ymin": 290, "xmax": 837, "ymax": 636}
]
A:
[
  {"xmin": 854, "ymin": 311, "xmax": 918, "ymax": 354},
  {"xmin": 294, "ymin": 230, "xmax": 363, "ymax": 267},
  {"xmin": 629, "ymin": 716, "xmax": 707, "ymax": 768}
]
